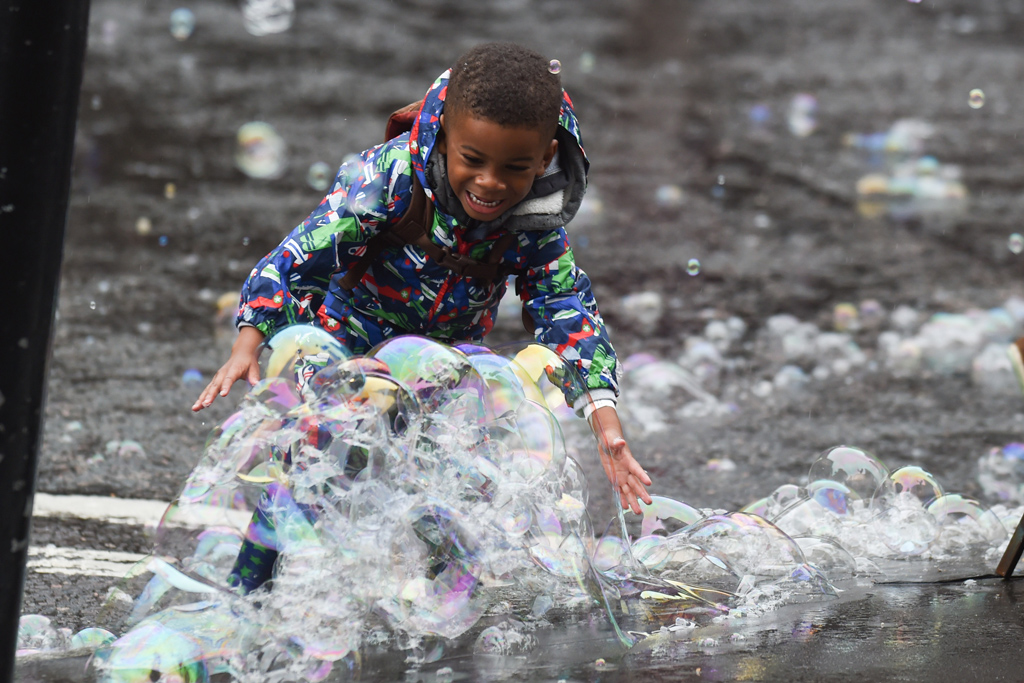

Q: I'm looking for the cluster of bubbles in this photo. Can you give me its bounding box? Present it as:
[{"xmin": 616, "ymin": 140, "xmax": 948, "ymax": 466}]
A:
[
  {"xmin": 616, "ymin": 296, "xmax": 1024, "ymax": 438},
  {"xmin": 19, "ymin": 326, "xmax": 1024, "ymax": 678},
  {"xmin": 843, "ymin": 117, "xmax": 968, "ymax": 223},
  {"xmin": 17, "ymin": 615, "xmax": 116, "ymax": 656}
]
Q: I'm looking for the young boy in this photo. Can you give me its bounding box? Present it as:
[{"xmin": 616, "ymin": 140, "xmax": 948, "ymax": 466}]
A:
[{"xmin": 192, "ymin": 42, "xmax": 651, "ymax": 516}]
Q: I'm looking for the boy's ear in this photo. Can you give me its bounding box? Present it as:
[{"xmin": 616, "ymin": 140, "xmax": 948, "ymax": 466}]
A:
[{"xmin": 539, "ymin": 139, "xmax": 558, "ymax": 175}]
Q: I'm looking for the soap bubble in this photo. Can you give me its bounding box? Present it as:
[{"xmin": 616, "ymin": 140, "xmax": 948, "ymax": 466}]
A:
[
  {"xmin": 881, "ymin": 465, "xmax": 943, "ymax": 506},
  {"xmin": 70, "ymin": 627, "xmax": 117, "ymax": 650},
  {"xmin": 686, "ymin": 259, "xmax": 701, "ymax": 276},
  {"xmin": 235, "ymin": 121, "xmax": 286, "ymax": 179},
  {"xmin": 1009, "ymin": 233, "xmax": 1024, "ymax": 255},
  {"xmin": 686, "ymin": 513, "xmax": 809, "ymax": 581},
  {"xmin": 17, "ymin": 614, "xmax": 63, "ymax": 655},
  {"xmin": 548, "ymin": 59, "xmax": 562, "ymax": 74},
  {"xmin": 792, "ymin": 537, "xmax": 857, "ymax": 579},
  {"xmin": 258, "ymin": 324, "xmax": 351, "ymax": 390},
  {"xmin": 968, "ymin": 89, "xmax": 985, "ymax": 109},
  {"xmin": 474, "ymin": 621, "xmax": 536, "ymax": 655},
  {"xmin": 926, "ymin": 494, "xmax": 1006, "ymax": 544},
  {"xmin": 169, "ymin": 8, "xmax": 196, "ymax": 41},
  {"xmin": 241, "ymin": 0, "xmax": 295, "ymax": 36},
  {"xmin": 978, "ymin": 443, "xmax": 1024, "ymax": 502},
  {"xmin": 808, "ymin": 446, "xmax": 890, "ymax": 501},
  {"xmin": 876, "ymin": 501, "xmax": 940, "ymax": 556},
  {"xmin": 655, "ymin": 184, "xmax": 685, "ymax": 208},
  {"xmin": 307, "ymin": 161, "xmax": 333, "ymax": 192},
  {"xmin": 806, "ymin": 479, "xmax": 860, "ymax": 515}
]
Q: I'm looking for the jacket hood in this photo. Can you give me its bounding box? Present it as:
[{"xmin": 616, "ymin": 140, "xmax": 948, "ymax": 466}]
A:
[{"xmin": 408, "ymin": 69, "xmax": 590, "ymax": 232}]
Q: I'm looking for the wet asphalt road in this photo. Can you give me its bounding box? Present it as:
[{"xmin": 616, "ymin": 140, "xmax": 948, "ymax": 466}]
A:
[{"xmin": 18, "ymin": 0, "xmax": 1024, "ymax": 679}]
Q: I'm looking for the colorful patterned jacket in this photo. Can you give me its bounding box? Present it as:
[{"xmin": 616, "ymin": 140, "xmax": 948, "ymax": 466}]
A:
[{"xmin": 238, "ymin": 69, "xmax": 620, "ymax": 411}]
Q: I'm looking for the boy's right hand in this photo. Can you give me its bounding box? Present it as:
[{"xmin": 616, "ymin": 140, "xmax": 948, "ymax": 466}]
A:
[{"xmin": 192, "ymin": 326, "xmax": 265, "ymax": 412}]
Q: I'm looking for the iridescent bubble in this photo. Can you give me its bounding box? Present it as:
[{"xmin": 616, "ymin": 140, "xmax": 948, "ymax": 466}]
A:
[
  {"xmin": 832, "ymin": 303, "xmax": 859, "ymax": 332},
  {"xmin": 169, "ymin": 8, "xmax": 196, "ymax": 41},
  {"xmin": 307, "ymin": 161, "xmax": 333, "ymax": 192},
  {"xmin": 17, "ymin": 614, "xmax": 60, "ymax": 654},
  {"xmin": 258, "ymin": 324, "xmax": 351, "ymax": 389},
  {"xmin": 637, "ymin": 496, "xmax": 704, "ymax": 537},
  {"xmin": 655, "ymin": 184, "xmax": 685, "ymax": 208},
  {"xmin": 926, "ymin": 494, "xmax": 1007, "ymax": 544},
  {"xmin": 1009, "ymin": 233, "xmax": 1024, "ymax": 255},
  {"xmin": 368, "ymin": 336, "xmax": 485, "ymax": 414},
  {"xmin": 496, "ymin": 342, "xmax": 588, "ymax": 415},
  {"xmin": 241, "ymin": 0, "xmax": 295, "ymax": 36},
  {"xmin": 235, "ymin": 121, "xmax": 286, "ymax": 179},
  {"xmin": 474, "ymin": 621, "xmax": 536, "ymax": 655},
  {"xmin": 548, "ymin": 59, "xmax": 562, "ymax": 75},
  {"xmin": 772, "ymin": 496, "xmax": 843, "ymax": 539},
  {"xmin": 70, "ymin": 627, "xmax": 117, "ymax": 650},
  {"xmin": 807, "ymin": 446, "xmax": 890, "ymax": 501},
  {"xmin": 686, "ymin": 258, "xmax": 701, "ymax": 276},
  {"xmin": 182, "ymin": 368, "xmax": 204, "ymax": 387},
  {"xmin": 968, "ymin": 88, "xmax": 985, "ymax": 109},
  {"xmin": 883, "ymin": 465, "xmax": 943, "ymax": 506},
  {"xmin": 805, "ymin": 479, "xmax": 859, "ymax": 515},
  {"xmin": 792, "ymin": 537, "xmax": 857, "ymax": 579},
  {"xmin": 686, "ymin": 512, "xmax": 807, "ymax": 580}
]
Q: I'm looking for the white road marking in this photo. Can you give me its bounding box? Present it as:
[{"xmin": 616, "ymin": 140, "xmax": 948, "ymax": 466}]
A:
[
  {"xmin": 27, "ymin": 493, "xmax": 254, "ymax": 579},
  {"xmin": 32, "ymin": 492, "xmax": 252, "ymax": 529},
  {"xmin": 27, "ymin": 545, "xmax": 148, "ymax": 578}
]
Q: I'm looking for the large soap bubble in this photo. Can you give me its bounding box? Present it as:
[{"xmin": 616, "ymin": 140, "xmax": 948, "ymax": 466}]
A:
[
  {"xmin": 258, "ymin": 324, "xmax": 351, "ymax": 391},
  {"xmin": 808, "ymin": 445, "xmax": 890, "ymax": 501}
]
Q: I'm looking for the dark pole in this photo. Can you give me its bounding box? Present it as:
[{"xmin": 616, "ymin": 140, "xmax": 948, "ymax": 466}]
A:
[{"xmin": 0, "ymin": 0, "xmax": 91, "ymax": 678}]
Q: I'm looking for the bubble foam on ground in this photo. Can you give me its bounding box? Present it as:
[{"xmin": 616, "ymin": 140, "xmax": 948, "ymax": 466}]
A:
[{"xmin": 19, "ymin": 326, "xmax": 1022, "ymax": 680}]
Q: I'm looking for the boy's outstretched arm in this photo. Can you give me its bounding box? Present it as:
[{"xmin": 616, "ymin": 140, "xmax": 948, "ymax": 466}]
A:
[
  {"xmin": 588, "ymin": 405, "xmax": 653, "ymax": 514},
  {"xmin": 192, "ymin": 326, "xmax": 265, "ymax": 412}
]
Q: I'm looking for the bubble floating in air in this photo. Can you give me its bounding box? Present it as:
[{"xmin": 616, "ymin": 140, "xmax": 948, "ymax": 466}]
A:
[
  {"xmin": 235, "ymin": 121, "xmax": 286, "ymax": 180},
  {"xmin": 548, "ymin": 59, "xmax": 562, "ymax": 75},
  {"xmin": 241, "ymin": 0, "xmax": 295, "ymax": 36},
  {"xmin": 307, "ymin": 161, "xmax": 333, "ymax": 192},
  {"xmin": 579, "ymin": 52, "xmax": 596, "ymax": 73},
  {"xmin": 968, "ymin": 89, "xmax": 985, "ymax": 109},
  {"xmin": 169, "ymin": 8, "xmax": 196, "ymax": 41},
  {"xmin": 1009, "ymin": 233, "xmax": 1024, "ymax": 255},
  {"xmin": 687, "ymin": 258, "xmax": 701, "ymax": 276}
]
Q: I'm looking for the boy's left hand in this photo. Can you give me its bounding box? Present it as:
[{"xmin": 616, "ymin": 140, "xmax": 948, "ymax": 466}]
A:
[{"xmin": 589, "ymin": 405, "xmax": 653, "ymax": 514}]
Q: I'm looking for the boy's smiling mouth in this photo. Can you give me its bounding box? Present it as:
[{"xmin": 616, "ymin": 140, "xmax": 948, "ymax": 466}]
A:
[{"xmin": 466, "ymin": 190, "xmax": 504, "ymax": 213}]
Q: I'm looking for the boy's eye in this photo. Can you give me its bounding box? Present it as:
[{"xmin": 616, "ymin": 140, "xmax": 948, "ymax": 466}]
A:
[
  {"xmin": 507, "ymin": 165, "xmax": 529, "ymax": 172},
  {"xmin": 462, "ymin": 154, "xmax": 483, "ymax": 165}
]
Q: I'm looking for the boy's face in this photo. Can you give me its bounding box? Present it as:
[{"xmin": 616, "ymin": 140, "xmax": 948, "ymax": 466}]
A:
[{"xmin": 437, "ymin": 112, "xmax": 558, "ymax": 222}]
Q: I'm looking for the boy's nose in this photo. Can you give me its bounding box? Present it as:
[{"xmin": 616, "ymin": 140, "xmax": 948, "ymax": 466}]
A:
[{"xmin": 477, "ymin": 170, "xmax": 506, "ymax": 191}]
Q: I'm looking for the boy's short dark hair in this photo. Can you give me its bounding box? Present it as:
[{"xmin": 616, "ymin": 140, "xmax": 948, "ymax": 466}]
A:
[{"xmin": 446, "ymin": 42, "xmax": 562, "ymax": 138}]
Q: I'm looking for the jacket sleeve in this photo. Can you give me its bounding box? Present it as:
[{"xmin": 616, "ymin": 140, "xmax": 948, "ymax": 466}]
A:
[
  {"xmin": 518, "ymin": 228, "xmax": 620, "ymax": 414},
  {"xmin": 237, "ymin": 142, "xmax": 413, "ymax": 338}
]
